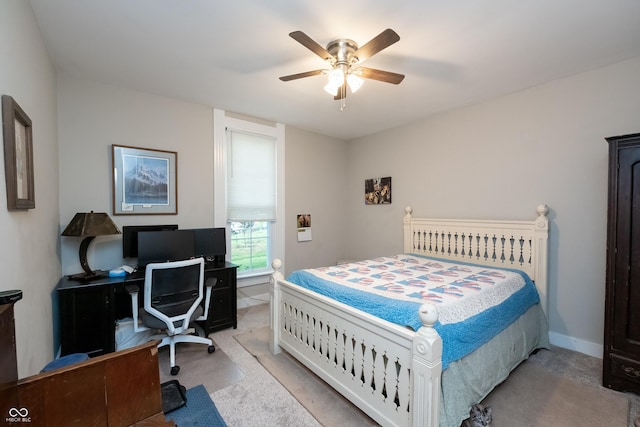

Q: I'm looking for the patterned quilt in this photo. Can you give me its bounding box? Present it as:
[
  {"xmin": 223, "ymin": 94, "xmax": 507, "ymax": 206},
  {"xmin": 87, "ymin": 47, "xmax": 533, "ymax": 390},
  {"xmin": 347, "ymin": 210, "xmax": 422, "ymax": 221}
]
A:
[{"xmin": 286, "ymin": 254, "xmax": 540, "ymax": 369}]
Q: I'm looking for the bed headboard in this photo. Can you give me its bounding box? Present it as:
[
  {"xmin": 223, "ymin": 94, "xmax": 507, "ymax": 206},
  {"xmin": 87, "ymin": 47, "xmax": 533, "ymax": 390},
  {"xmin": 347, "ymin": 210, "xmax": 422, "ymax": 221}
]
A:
[{"xmin": 403, "ymin": 205, "xmax": 549, "ymax": 316}]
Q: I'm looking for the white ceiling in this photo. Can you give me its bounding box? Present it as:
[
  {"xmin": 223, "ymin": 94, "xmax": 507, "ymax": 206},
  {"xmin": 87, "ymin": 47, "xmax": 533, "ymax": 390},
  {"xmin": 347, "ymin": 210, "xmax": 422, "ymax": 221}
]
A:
[{"xmin": 28, "ymin": 0, "xmax": 640, "ymax": 140}]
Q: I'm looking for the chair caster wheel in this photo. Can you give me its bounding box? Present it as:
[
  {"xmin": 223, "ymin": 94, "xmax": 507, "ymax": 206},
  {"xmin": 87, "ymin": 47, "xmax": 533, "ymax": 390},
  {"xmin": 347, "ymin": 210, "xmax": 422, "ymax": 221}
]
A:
[
  {"xmin": 208, "ymin": 345, "xmax": 215, "ymax": 354},
  {"xmin": 170, "ymin": 365, "xmax": 180, "ymax": 376}
]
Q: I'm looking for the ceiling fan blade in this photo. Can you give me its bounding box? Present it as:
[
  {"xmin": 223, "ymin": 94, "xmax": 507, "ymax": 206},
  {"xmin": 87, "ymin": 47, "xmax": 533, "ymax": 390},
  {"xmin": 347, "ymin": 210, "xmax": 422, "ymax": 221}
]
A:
[
  {"xmin": 357, "ymin": 67, "xmax": 405, "ymax": 84},
  {"xmin": 289, "ymin": 31, "xmax": 333, "ymax": 62},
  {"xmin": 279, "ymin": 69, "xmax": 325, "ymax": 81},
  {"xmin": 334, "ymin": 82, "xmax": 347, "ymax": 100},
  {"xmin": 353, "ymin": 29, "xmax": 400, "ymax": 63}
]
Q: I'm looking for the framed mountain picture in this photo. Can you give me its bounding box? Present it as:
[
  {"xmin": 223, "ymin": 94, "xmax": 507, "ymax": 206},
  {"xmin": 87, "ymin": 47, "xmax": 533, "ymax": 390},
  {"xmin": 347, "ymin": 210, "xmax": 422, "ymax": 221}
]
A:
[{"xmin": 112, "ymin": 144, "xmax": 177, "ymax": 215}]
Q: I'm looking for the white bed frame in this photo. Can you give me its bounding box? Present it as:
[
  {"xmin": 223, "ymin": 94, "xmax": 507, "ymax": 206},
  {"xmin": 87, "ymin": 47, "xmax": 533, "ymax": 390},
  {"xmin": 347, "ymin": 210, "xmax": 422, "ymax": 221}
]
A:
[{"xmin": 269, "ymin": 205, "xmax": 549, "ymax": 427}]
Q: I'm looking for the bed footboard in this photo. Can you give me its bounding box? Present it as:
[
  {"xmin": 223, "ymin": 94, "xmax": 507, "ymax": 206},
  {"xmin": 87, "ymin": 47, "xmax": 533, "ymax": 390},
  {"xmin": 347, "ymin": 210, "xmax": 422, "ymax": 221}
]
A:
[{"xmin": 270, "ymin": 260, "xmax": 442, "ymax": 427}]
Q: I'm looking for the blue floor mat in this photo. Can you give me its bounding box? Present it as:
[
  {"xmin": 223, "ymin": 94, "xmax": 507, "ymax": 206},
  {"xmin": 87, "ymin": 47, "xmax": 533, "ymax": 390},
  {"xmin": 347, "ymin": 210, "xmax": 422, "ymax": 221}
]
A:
[{"xmin": 166, "ymin": 384, "xmax": 227, "ymax": 427}]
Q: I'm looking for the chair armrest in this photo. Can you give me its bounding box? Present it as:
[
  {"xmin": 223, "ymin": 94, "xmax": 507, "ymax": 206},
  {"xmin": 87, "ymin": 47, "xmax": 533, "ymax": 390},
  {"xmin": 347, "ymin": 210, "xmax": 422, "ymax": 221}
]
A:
[
  {"xmin": 196, "ymin": 277, "xmax": 216, "ymax": 322},
  {"xmin": 125, "ymin": 284, "xmax": 148, "ymax": 332},
  {"xmin": 125, "ymin": 284, "xmax": 140, "ymax": 295}
]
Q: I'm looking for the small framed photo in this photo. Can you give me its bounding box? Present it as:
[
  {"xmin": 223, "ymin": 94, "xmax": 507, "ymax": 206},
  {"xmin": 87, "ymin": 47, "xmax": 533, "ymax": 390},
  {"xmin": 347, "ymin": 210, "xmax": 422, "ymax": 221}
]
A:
[
  {"xmin": 297, "ymin": 213, "xmax": 312, "ymax": 242},
  {"xmin": 2, "ymin": 95, "xmax": 35, "ymax": 210},
  {"xmin": 112, "ymin": 144, "xmax": 177, "ymax": 215},
  {"xmin": 365, "ymin": 176, "xmax": 391, "ymax": 205}
]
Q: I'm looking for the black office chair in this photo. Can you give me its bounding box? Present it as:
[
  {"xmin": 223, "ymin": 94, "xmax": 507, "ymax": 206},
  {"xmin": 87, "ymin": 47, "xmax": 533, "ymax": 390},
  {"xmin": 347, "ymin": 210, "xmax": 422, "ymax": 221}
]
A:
[{"xmin": 127, "ymin": 257, "xmax": 215, "ymax": 375}]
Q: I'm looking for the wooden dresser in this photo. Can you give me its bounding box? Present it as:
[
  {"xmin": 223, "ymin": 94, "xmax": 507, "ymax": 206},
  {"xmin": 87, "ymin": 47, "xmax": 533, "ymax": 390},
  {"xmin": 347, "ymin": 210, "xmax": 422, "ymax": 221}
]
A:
[
  {"xmin": 14, "ymin": 341, "xmax": 173, "ymax": 426},
  {"xmin": 0, "ymin": 298, "xmax": 174, "ymax": 426},
  {"xmin": 604, "ymin": 132, "xmax": 640, "ymax": 394}
]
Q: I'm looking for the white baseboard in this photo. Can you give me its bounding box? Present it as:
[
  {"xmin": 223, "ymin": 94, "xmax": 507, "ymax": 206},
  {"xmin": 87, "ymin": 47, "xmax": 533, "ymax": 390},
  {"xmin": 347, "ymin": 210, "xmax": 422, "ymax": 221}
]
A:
[
  {"xmin": 548, "ymin": 331, "xmax": 603, "ymax": 359},
  {"xmin": 237, "ymin": 292, "xmax": 270, "ymax": 309}
]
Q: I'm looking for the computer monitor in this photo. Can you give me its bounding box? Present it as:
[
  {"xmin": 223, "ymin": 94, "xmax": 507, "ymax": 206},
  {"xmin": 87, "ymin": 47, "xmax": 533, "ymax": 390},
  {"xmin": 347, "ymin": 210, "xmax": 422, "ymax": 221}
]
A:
[
  {"xmin": 191, "ymin": 227, "xmax": 227, "ymax": 264},
  {"xmin": 137, "ymin": 230, "xmax": 195, "ymax": 268},
  {"xmin": 122, "ymin": 224, "xmax": 178, "ymax": 258}
]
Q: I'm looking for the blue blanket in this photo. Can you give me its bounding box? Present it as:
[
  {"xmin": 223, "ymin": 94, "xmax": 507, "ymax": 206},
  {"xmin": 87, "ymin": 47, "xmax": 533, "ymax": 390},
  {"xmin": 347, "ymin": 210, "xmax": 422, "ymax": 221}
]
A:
[{"xmin": 286, "ymin": 256, "xmax": 540, "ymax": 370}]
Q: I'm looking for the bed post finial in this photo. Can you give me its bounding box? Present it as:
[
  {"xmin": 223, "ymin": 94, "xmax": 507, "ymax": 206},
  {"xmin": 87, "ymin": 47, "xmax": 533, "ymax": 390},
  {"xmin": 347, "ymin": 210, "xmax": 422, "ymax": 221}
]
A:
[
  {"xmin": 403, "ymin": 206, "xmax": 413, "ymax": 254},
  {"xmin": 536, "ymin": 204, "xmax": 549, "ymax": 218},
  {"xmin": 418, "ymin": 303, "xmax": 439, "ymax": 327}
]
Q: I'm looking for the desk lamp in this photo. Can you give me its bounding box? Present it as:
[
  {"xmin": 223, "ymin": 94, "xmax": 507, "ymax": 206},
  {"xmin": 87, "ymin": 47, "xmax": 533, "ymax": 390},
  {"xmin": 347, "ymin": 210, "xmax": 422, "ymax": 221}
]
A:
[{"xmin": 61, "ymin": 211, "xmax": 121, "ymax": 281}]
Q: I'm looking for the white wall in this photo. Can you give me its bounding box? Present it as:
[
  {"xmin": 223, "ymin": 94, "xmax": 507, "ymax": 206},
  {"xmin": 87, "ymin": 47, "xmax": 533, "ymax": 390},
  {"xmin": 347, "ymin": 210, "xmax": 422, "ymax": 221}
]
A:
[
  {"xmin": 346, "ymin": 55, "xmax": 640, "ymax": 356},
  {"xmin": 57, "ymin": 76, "xmax": 216, "ymax": 273},
  {"xmin": 284, "ymin": 127, "xmax": 349, "ymax": 273},
  {"xmin": 0, "ymin": 1, "xmax": 60, "ymax": 376}
]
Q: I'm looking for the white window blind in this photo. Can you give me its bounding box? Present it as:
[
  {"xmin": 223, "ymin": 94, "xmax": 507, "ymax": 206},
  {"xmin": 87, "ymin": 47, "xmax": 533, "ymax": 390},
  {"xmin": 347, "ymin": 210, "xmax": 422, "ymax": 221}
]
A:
[{"xmin": 226, "ymin": 128, "xmax": 276, "ymax": 221}]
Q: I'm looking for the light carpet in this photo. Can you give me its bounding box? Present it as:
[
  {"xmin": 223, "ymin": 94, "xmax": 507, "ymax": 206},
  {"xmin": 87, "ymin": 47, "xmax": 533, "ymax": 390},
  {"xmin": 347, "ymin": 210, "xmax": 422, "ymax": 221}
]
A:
[
  {"xmin": 235, "ymin": 326, "xmax": 631, "ymax": 427},
  {"xmin": 157, "ymin": 341, "xmax": 244, "ymax": 392},
  {"xmin": 155, "ymin": 304, "xmax": 322, "ymax": 427},
  {"xmin": 233, "ymin": 326, "xmax": 376, "ymax": 426},
  {"xmin": 482, "ymin": 361, "xmax": 628, "ymax": 426}
]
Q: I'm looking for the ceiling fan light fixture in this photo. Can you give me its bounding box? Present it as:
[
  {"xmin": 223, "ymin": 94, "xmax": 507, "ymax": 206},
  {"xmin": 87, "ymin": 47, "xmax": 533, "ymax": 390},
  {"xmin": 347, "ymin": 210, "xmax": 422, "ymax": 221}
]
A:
[
  {"xmin": 346, "ymin": 73, "xmax": 364, "ymax": 93},
  {"xmin": 324, "ymin": 81, "xmax": 339, "ymax": 96},
  {"xmin": 329, "ymin": 67, "xmax": 344, "ymax": 84},
  {"xmin": 324, "ymin": 67, "xmax": 345, "ymax": 96}
]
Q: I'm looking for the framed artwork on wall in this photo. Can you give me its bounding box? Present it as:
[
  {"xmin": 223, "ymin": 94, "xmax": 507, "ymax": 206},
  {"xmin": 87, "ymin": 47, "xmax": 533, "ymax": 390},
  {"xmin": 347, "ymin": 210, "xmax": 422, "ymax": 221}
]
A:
[
  {"xmin": 112, "ymin": 144, "xmax": 177, "ymax": 215},
  {"xmin": 364, "ymin": 176, "xmax": 391, "ymax": 205},
  {"xmin": 2, "ymin": 95, "xmax": 35, "ymax": 210},
  {"xmin": 297, "ymin": 213, "xmax": 312, "ymax": 242}
]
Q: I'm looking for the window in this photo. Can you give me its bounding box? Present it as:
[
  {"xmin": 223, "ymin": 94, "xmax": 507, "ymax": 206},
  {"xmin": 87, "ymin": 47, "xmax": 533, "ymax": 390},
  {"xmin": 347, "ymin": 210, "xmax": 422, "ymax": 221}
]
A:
[
  {"xmin": 213, "ymin": 110, "xmax": 284, "ymax": 283},
  {"xmin": 229, "ymin": 221, "xmax": 269, "ymax": 272}
]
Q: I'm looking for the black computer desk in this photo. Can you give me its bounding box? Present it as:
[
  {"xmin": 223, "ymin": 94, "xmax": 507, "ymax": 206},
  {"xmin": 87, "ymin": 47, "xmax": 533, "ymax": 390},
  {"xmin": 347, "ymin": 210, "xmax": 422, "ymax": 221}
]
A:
[{"xmin": 56, "ymin": 261, "xmax": 237, "ymax": 357}]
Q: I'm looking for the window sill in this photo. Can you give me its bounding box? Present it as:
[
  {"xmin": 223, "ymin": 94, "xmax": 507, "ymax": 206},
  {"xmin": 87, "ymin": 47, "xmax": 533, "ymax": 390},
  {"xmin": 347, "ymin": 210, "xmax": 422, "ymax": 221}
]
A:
[{"xmin": 237, "ymin": 270, "xmax": 273, "ymax": 288}]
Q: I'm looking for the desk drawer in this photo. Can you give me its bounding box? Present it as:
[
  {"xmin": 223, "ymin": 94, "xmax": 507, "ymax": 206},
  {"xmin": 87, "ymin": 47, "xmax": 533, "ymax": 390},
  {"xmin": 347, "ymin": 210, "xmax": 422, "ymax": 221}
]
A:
[
  {"xmin": 205, "ymin": 270, "xmax": 232, "ymax": 290},
  {"xmin": 200, "ymin": 265, "xmax": 237, "ymax": 334}
]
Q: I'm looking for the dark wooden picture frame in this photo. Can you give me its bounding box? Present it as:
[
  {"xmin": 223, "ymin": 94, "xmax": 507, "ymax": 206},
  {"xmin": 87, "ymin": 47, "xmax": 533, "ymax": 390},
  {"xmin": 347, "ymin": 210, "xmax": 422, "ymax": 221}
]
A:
[{"xmin": 2, "ymin": 95, "xmax": 35, "ymax": 210}]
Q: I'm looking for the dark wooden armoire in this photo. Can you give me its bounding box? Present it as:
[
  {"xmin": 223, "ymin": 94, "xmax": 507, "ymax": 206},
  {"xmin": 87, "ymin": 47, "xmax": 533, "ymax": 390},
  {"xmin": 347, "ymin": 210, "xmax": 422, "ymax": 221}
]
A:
[{"xmin": 604, "ymin": 132, "xmax": 640, "ymax": 394}]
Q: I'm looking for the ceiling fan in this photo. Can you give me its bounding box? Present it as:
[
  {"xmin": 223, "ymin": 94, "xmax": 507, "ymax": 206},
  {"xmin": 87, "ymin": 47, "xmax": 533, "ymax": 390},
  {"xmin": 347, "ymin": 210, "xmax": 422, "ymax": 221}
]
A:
[{"xmin": 279, "ymin": 29, "xmax": 405, "ymax": 103}]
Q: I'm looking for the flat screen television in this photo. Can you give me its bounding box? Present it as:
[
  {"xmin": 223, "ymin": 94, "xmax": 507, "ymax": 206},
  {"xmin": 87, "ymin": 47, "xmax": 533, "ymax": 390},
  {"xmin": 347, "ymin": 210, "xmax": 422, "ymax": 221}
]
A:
[
  {"xmin": 190, "ymin": 227, "xmax": 227, "ymax": 264},
  {"xmin": 122, "ymin": 224, "xmax": 178, "ymax": 258},
  {"xmin": 137, "ymin": 230, "xmax": 195, "ymax": 268}
]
